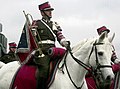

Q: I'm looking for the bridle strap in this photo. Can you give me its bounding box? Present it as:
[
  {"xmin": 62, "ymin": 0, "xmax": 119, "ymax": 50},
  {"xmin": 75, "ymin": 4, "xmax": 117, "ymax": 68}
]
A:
[
  {"xmin": 69, "ymin": 50, "xmax": 92, "ymax": 72},
  {"xmin": 93, "ymin": 42, "xmax": 112, "ymax": 69},
  {"xmin": 91, "ymin": 42, "xmax": 112, "ymax": 89},
  {"xmin": 97, "ymin": 64, "xmax": 112, "ymax": 69}
]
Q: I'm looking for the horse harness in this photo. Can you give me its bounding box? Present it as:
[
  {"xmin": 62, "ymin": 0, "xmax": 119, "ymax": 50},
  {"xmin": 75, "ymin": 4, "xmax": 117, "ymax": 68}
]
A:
[{"xmin": 59, "ymin": 40, "xmax": 112, "ymax": 89}]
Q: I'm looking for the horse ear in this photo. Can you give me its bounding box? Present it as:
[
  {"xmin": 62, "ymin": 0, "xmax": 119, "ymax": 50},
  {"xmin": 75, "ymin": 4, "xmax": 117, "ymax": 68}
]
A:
[
  {"xmin": 108, "ymin": 33, "xmax": 115, "ymax": 43},
  {"xmin": 98, "ymin": 32, "xmax": 107, "ymax": 42}
]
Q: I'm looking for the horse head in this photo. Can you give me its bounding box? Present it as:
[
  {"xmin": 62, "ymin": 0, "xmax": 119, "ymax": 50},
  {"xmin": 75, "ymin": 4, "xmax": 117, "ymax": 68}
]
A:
[{"xmin": 88, "ymin": 31, "xmax": 114, "ymax": 82}]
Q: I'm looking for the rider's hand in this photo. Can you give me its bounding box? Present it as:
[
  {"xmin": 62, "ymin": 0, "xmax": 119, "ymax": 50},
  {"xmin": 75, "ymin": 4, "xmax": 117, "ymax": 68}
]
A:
[
  {"xmin": 62, "ymin": 40, "xmax": 69, "ymax": 48},
  {"xmin": 61, "ymin": 41, "xmax": 71, "ymax": 50}
]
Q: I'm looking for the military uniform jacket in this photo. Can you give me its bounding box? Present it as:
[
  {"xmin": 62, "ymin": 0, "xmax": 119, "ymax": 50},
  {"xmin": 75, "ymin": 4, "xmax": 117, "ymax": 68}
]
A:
[
  {"xmin": 36, "ymin": 19, "xmax": 56, "ymax": 41},
  {"xmin": 34, "ymin": 18, "xmax": 61, "ymax": 54},
  {"xmin": 0, "ymin": 51, "xmax": 18, "ymax": 63}
]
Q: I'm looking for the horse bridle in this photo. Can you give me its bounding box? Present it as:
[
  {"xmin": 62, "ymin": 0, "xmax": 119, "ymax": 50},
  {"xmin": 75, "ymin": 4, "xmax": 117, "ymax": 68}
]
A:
[
  {"xmin": 59, "ymin": 40, "xmax": 112, "ymax": 89},
  {"xmin": 93, "ymin": 42, "xmax": 112, "ymax": 70},
  {"xmin": 91, "ymin": 42, "xmax": 112, "ymax": 89}
]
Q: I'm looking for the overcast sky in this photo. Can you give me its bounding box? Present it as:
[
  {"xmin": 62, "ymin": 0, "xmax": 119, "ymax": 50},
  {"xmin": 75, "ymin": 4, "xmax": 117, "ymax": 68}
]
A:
[{"xmin": 0, "ymin": 0, "xmax": 120, "ymax": 57}]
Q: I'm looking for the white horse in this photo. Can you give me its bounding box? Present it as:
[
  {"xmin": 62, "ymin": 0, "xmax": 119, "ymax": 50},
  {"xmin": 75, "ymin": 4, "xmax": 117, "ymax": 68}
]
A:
[
  {"xmin": 0, "ymin": 32, "xmax": 114, "ymax": 89},
  {"xmin": 0, "ymin": 61, "xmax": 5, "ymax": 68},
  {"xmin": 0, "ymin": 61, "xmax": 20, "ymax": 89}
]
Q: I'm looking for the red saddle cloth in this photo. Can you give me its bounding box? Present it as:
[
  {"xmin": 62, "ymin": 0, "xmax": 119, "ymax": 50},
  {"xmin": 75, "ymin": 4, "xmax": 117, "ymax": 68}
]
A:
[
  {"xmin": 11, "ymin": 47, "xmax": 66, "ymax": 89},
  {"xmin": 10, "ymin": 59, "xmax": 63, "ymax": 89},
  {"xmin": 11, "ymin": 65, "xmax": 37, "ymax": 89},
  {"xmin": 86, "ymin": 76, "xmax": 114, "ymax": 89}
]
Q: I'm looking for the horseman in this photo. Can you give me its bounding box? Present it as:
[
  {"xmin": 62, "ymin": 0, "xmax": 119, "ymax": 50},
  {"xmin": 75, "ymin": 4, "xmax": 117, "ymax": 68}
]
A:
[
  {"xmin": 31, "ymin": 1, "xmax": 69, "ymax": 89},
  {"xmin": 0, "ymin": 42, "xmax": 19, "ymax": 63},
  {"xmin": 86, "ymin": 26, "xmax": 120, "ymax": 89}
]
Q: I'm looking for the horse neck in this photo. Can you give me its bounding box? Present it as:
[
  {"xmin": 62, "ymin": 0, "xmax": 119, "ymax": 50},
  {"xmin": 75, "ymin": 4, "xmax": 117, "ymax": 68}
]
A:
[
  {"xmin": 67, "ymin": 39, "xmax": 94, "ymax": 82},
  {"xmin": 64, "ymin": 50, "xmax": 89, "ymax": 85},
  {"xmin": 0, "ymin": 61, "xmax": 5, "ymax": 68}
]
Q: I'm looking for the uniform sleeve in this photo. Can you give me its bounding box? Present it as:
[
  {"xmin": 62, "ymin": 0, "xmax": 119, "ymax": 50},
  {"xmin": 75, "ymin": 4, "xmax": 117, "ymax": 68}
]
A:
[
  {"xmin": 55, "ymin": 28, "xmax": 68, "ymax": 47},
  {"xmin": 0, "ymin": 55, "xmax": 10, "ymax": 63},
  {"xmin": 52, "ymin": 21, "xmax": 68, "ymax": 47},
  {"xmin": 112, "ymin": 63, "xmax": 120, "ymax": 73},
  {"xmin": 111, "ymin": 51, "xmax": 118, "ymax": 62},
  {"xmin": 111, "ymin": 45, "xmax": 119, "ymax": 63},
  {"xmin": 111, "ymin": 45, "xmax": 120, "ymax": 72},
  {"xmin": 56, "ymin": 31, "xmax": 66, "ymax": 42}
]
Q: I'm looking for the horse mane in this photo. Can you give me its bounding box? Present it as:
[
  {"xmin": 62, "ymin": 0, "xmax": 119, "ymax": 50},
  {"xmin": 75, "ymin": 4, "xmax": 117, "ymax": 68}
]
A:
[
  {"xmin": 72, "ymin": 37, "xmax": 96, "ymax": 53},
  {"xmin": 71, "ymin": 39, "xmax": 87, "ymax": 53}
]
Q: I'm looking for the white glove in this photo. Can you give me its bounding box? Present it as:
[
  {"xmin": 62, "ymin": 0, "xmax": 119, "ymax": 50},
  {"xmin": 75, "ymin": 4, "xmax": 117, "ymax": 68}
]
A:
[
  {"xmin": 60, "ymin": 38, "xmax": 69, "ymax": 48},
  {"xmin": 62, "ymin": 41, "xmax": 69, "ymax": 48}
]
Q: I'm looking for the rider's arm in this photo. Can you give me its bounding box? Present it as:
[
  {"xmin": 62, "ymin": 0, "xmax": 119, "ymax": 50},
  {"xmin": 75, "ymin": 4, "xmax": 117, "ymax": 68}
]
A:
[{"xmin": 52, "ymin": 21, "xmax": 69, "ymax": 48}]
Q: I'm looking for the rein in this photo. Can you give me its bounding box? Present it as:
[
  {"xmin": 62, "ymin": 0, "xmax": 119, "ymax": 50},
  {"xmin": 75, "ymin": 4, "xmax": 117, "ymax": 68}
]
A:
[
  {"xmin": 59, "ymin": 42, "xmax": 95, "ymax": 89},
  {"xmin": 64, "ymin": 50, "xmax": 84, "ymax": 89},
  {"xmin": 69, "ymin": 50, "xmax": 92, "ymax": 72},
  {"xmin": 58, "ymin": 43, "xmax": 94, "ymax": 89}
]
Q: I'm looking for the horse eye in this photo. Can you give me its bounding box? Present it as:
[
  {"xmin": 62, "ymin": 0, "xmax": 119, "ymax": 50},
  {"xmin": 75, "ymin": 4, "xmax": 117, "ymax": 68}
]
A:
[{"xmin": 98, "ymin": 52, "xmax": 103, "ymax": 56}]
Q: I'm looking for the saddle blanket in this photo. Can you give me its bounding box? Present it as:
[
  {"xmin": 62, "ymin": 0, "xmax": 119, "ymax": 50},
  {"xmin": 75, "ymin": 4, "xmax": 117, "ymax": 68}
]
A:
[
  {"xmin": 86, "ymin": 76, "xmax": 114, "ymax": 89},
  {"xmin": 10, "ymin": 65, "xmax": 37, "ymax": 89}
]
